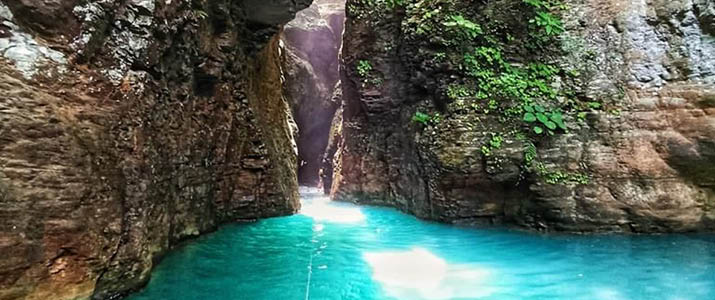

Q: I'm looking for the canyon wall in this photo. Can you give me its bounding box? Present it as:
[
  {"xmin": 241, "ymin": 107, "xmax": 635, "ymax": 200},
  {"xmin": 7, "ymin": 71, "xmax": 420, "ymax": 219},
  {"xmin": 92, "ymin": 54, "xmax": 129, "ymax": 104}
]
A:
[
  {"xmin": 0, "ymin": 0, "xmax": 308, "ymax": 299},
  {"xmin": 281, "ymin": 0, "xmax": 345, "ymax": 186},
  {"xmin": 329, "ymin": 0, "xmax": 715, "ymax": 233}
]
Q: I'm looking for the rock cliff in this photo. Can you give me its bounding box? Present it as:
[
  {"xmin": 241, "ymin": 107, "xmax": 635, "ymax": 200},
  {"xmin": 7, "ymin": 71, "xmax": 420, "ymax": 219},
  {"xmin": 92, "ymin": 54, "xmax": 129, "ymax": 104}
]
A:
[
  {"xmin": 0, "ymin": 0, "xmax": 309, "ymax": 299},
  {"xmin": 328, "ymin": 0, "xmax": 715, "ymax": 233}
]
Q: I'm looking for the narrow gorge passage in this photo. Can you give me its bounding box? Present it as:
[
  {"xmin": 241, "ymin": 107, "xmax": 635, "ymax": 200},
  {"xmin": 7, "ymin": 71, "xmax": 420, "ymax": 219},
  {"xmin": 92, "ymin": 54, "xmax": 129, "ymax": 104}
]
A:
[
  {"xmin": 282, "ymin": 0, "xmax": 345, "ymax": 187},
  {"xmin": 2, "ymin": 0, "xmax": 715, "ymax": 299},
  {"xmin": 127, "ymin": 188, "xmax": 715, "ymax": 300}
]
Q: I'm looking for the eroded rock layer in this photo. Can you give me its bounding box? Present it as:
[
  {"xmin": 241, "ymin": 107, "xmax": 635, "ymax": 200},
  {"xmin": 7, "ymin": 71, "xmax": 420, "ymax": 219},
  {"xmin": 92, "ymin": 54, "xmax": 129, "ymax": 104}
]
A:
[
  {"xmin": 0, "ymin": 0, "xmax": 309, "ymax": 299},
  {"xmin": 329, "ymin": 0, "xmax": 715, "ymax": 233}
]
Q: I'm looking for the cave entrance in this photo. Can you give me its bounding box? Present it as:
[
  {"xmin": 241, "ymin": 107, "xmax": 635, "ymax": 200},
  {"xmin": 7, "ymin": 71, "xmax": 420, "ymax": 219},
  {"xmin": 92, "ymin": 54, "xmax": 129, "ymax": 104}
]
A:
[{"xmin": 282, "ymin": 0, "xmax": 345, "ymax": 187}]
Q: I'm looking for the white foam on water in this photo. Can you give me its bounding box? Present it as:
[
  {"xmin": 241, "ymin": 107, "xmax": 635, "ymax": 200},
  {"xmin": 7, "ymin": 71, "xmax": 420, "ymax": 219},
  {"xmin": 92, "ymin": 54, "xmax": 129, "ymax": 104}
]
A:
[
  {"xmin": 299, "ymin": 187, "xmax": 366, "ymax": 223},
  {"xmin": 363, "ymin": 248, "xmax": 495, "ymax": 299}
]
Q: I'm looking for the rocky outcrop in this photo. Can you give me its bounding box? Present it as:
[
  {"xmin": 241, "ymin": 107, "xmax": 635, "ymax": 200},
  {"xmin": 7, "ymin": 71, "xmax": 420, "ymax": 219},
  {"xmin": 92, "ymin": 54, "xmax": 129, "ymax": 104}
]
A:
[
  {"xmin": 329, "ymin": 0, "xmax": 715, "ymax": 233},
  {"xmin": 321, "ymin": 86, "xmax": 343, "ymax": 194},
  {"xmin": 281, "ymin": 0, "xmax": 344, "ymax": 186},
  {"xmin": 0, "ymin": 0, "xmax": 308, "ymax": 299}
]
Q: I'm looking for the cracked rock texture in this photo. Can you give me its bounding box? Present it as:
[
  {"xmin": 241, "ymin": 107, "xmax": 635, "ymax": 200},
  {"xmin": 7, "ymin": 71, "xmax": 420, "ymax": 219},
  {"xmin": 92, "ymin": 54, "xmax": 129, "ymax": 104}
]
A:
[
  {"xmin": 0, "ymin": 0, "xmax": 308, "ymax": 299},
  {"xmin": 328, "ymin": 0, "xmax": 715, "ymax": 233}
]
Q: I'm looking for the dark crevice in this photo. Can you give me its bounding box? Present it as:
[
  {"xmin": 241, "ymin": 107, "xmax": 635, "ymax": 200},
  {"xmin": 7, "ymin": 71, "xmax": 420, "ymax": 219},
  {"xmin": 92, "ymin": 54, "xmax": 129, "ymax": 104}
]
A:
[{"xmin": 193, "ymin": 69, "xmax": 218, "ymax": 97}]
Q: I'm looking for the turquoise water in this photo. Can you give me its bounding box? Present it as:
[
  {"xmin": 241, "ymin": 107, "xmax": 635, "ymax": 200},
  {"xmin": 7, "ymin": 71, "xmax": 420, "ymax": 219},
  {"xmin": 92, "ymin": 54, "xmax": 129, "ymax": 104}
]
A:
[{"xmin": 128, "ymin": 188, "xmax": 715, "ymax": 300}]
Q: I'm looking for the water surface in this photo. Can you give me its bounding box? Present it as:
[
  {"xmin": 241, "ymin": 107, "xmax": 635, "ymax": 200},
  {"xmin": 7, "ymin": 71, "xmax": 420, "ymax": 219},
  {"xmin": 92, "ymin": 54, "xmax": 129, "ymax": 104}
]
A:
[{"xmin": 128, "ymin": 188, "xmax": 715, "ymax": 300}]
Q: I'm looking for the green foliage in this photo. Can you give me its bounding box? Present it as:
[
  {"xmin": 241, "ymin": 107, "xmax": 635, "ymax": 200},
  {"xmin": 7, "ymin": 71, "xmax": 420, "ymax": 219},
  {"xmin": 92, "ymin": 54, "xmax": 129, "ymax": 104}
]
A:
[
  {"xmin": 480, "ymin": 145, "xmax": 492, "ymax": 156},
  {"xmin": 357, "ymin": 60, "xmax": 373, "ymax": 78},
  {"xmin": 527, "ymin": 63, "xmax": 559, "ymax": 78},
  {"xmin": 523, "ymin": 0, "xmax": 546, "ymax": 8},
  {"xmin": 406, "ymin": 6, "xmax": 441, "ymax": 36},
  {"xmin": 524, "ymin": 142, "xmax": 537, "ymax": 163},
  {"xmin": 576, "ymin": 111, "xmax": 588, "ymax": 122},
  {"xmin": 413, "ymin": 111, "xmax": 443, "ymax": 125},
  {"xmin": 544, "ymin": 169, "xmax": 590, "ymax": 184},
  {"xmin": 192, "ymin": 9, "xmax": 208, "ymax": 20},
  {"xmin": 412, "ymin": 112, "xmax": 431, "ymax": 124},
  {"xmin": 458, "ymin": 46, "xmax": 566, "ymax": 134},
  {"xmin": 527, "ymin": 160, "xmax": 590, "ymax": 185},
  {"xmin": 431, "ymin": 112, "xmax": 443, "ymax": 124},
  {"xmin": 385, "ymin": 0, "xmax": 405, "ymax": 9},
  {"xmin": 447, "ymin": 84, "xmax": 472, "ymax": 100},
  {"xmin": 388, "ymin": 0, "xmax": 588, "ymax": 185},
  {"xmin": 489, "ymin": 134, "xmax": 503, "ymax": 149},
  {"xmin": 348, "ymin": 0, "xmax": 406, "ymax": 20},
  {"xmin": 531, "ymin": 11, "xmax": 564, "ymax": 35},
  {"xmin": 548, "ymin": 171, "xmax": 589, "ymax": 185},
  {"xmin": 523, "ymin": 0, "xmax": 568, "ymax": 10},
  {"xmin": 459, "ymin": 48, "xmax": 560, "ymax": 108},
  {"xmin": 524, "ymin": 0, "xmax": 566, "ymax": 37},
  {"xmin": 481, "ymin": 133, "xmax": 504, "ymax": 157},
  {"xmin": 485, "ymin": 99, "xmax": 498, "ymax": 113},
  {"xmin": 443, "ymin": 15, "xmax": 483, "ymax": 40},
  {"xmin": 355, "ymin": 59, "xmax": 383, "ymax": 86},
  {"xmin": 434, "ymin": 10, "xmax": 577, "ymax": 184},
  {"xmin": 523, "ymin": 105, "xmax": 567, "ymax": 135}
]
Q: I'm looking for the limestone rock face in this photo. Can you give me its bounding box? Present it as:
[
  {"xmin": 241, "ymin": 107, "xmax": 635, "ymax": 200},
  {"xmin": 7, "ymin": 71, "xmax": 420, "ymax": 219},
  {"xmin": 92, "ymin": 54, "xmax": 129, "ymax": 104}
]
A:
[
  {"xmin": 330, "ymin": 0, "xmax": 715, "ymax": 233},
  {"xmin": 0, "ymin": 0, "xmax": 306, "ymax": 299},
  {"xmin": 281, "ymin": 0, "xmax": 344, "ymax": 185}
]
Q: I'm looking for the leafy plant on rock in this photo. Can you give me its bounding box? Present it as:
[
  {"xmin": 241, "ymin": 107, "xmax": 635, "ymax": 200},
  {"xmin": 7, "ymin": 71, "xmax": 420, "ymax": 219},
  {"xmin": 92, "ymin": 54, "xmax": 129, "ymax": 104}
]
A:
[
  {"xmin": 523, "ymin": 105, "xmax": 567, "ymax": 135},
  {"xmin": 412, "ymin": 112, "xmax": 431, "ymax": 124},
  {"xmin": 531, "ymin": 11, "xmax": 564, "ymax": 35},
  {"xmin": 443, "ymin": 15, "xmax": 483, "ymax": 40},
  {"xmin": 447, "ymin": 84, "xmax": 472, "ymax": 100},
  {"xmin": 357, "ymin": 60, "xmax": 372, "ymax": 78}
]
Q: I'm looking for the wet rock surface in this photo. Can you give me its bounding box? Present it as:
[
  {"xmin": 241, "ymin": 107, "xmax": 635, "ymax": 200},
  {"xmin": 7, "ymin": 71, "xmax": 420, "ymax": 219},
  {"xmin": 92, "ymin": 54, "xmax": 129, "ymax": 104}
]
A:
[
  {"xmin": 329, "ymin": 0, "xmax": 715, "ymax": 233},
  {"xmin": 0, "ymin": 0, "xmax": 307, "ymax": 299}
]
